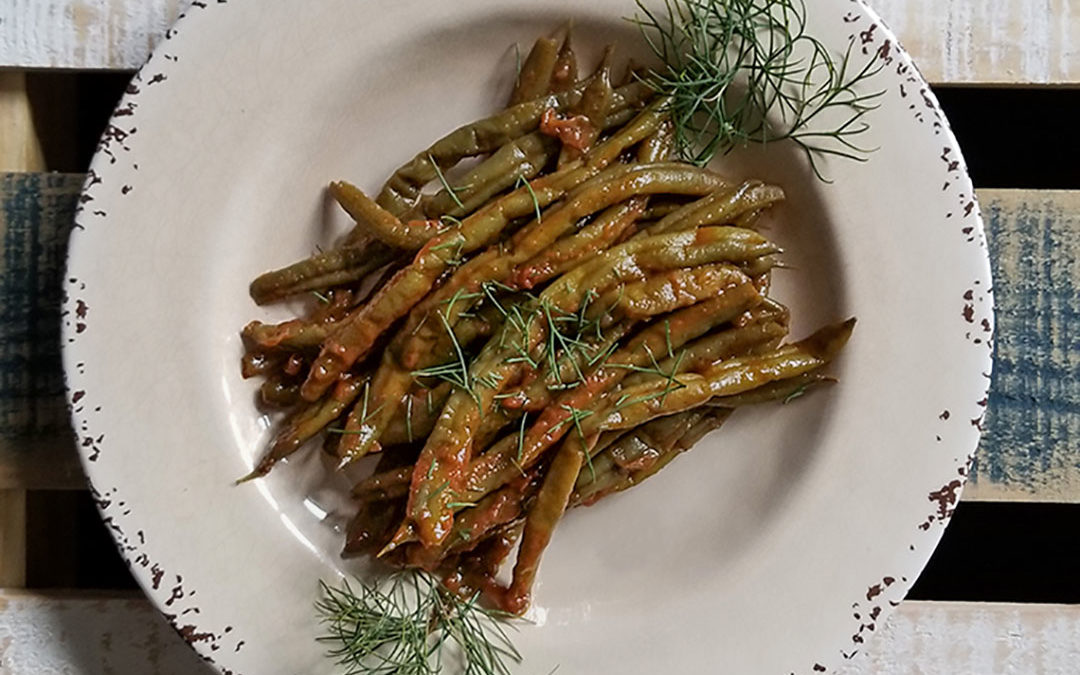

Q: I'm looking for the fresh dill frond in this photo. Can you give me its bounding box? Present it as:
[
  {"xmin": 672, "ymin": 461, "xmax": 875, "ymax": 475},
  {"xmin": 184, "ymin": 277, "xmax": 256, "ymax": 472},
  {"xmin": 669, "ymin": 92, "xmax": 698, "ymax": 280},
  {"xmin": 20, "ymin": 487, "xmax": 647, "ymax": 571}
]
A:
[
  {"xmin": 631, "ymin": 0, "xmax": 885, "ymax": 179},
  {"xmin": 429, "ymin": 152, "xmax": 467, "ymax": 210},
  {"xmin": 783, "ymin": 383, "xmax": 810, "ymax": 404},
  {"xmin": 315, "ymin": 572, "xmax": 520, "ymax": 675},
  {"xmin": 411, "ymin": 311, "xmax": 475, "ymax": 402},
  {"xmin": 516, "ymin": 412, "xmax": 529, "ymax": 460},
  {"xmin": 516, "ymin": 174, "xmax": 543, "ymax": 223}
]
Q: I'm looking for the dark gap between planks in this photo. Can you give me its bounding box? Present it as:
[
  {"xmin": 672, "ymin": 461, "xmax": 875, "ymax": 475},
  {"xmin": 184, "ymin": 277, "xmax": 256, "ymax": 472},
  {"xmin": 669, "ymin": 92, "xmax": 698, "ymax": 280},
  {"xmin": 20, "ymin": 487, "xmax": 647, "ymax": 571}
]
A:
[{"xmin": 21, "ymin": 75, "xmax": 1080, "ymax": 596}]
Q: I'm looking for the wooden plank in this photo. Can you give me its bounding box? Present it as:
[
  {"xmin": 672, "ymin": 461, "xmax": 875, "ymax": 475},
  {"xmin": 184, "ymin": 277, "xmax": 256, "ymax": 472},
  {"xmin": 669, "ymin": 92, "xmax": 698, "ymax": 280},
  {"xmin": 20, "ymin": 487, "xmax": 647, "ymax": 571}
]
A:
[
  {"xmin": 0, "ymin": 493, "xmax": 26, "ymax": 586},
  {"xmin": 1, "ymin": 593, "xmax": 1077, "ymax": 674},
  {"xmin": 0, "ymin": 590, "xmax": 212, "ymax": 674},
  {"xmin": 968, "ymin": 191, "xmax": 1080, "ymax": 502},
  {"xmin": 0, "ymin": 0, "xmax": 189, "ymax": 71},
  {"xmin": 0, "ymin": 0, "xmax": 1077, "ymax": 84},
  {"xmin": 1, "ymin": 176, "xmax": 1078, "ymax": 501},
  {"xmin": 870, "ymin": 0, "xmax": 1079, "ymax": 85},
  {"xmin": 0, "ymin": 173, "xmax": 84, "ymax": 491},
  {"xmin": 838, "ymin": 602, "xmax": 1080, "ymax": 674},
  {"xmin": 0, "ymin": 73, "xmax": 45, "ymax": 175},
  {"xmin": 0, "ymin": 72, "xmax": 49, "ymax": 592}
]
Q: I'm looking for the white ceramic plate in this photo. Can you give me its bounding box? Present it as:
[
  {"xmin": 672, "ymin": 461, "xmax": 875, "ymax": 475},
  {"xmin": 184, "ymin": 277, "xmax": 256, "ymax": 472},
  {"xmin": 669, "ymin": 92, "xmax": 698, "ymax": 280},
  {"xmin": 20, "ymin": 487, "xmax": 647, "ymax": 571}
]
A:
[{"xmin": 63, "ymin": 1, "xmax": 994, "ymax": 673}]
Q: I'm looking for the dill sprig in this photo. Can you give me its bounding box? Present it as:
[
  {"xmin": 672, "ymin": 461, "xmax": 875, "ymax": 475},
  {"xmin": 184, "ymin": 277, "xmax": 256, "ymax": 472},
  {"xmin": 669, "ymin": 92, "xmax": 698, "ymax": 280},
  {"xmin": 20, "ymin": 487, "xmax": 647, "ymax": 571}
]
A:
[
  {"xmin": 429, "ymin": 153, "xmax": 467, "ymax": 210},
  {"xmin": 412, "ymin": 311, "xmax": 477, "ymax": 403},
  {"xmin": 516, "ymin": 175, "xmax": 543, "ymax": 223},
  {"xmin": 631, "ymin": 0, "xmax": 885, "ymax": 179},
  {"xmin": 316, "ymin": 572, "xmax": 520, "ymax": 675}
]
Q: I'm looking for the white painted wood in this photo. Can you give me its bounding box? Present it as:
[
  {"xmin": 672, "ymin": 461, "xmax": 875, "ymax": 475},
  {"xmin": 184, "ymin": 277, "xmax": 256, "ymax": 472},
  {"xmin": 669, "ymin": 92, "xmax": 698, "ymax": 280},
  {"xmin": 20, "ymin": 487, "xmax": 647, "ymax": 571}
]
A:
[
  {"xmin": 0, "ymin": 591, "xmax": 211, "ymax": 674},
  {"xmin": 0, "ymin": 0, "xmax": 190, "ymax": 71},
  {"xmin": 2, "ymin": 594, "xmax": 1079, "ymax": 674},
  {"xmin": 869, "ymin": 0, "xmax": 1079, "ymax": 84},
  {"xmin": 0, "ymin": 0, "xmax": 1077, "ymax": 84},
  {"xmin": 838, "ymin": 602, "xmax": 1080, "ymax": 675}
]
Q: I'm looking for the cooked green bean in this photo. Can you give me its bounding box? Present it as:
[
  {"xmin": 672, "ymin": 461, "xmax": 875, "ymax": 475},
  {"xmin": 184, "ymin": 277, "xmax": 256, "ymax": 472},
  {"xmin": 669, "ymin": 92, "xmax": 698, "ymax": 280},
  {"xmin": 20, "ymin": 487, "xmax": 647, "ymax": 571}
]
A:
[
  {"xmin": 556, "ymin": 46, "xmax": 612, "ymax": 166},
  {"xmin": 376, "ymin": 81, "xmax": 653, "ymax": 216},
  {"xmin": 259, "ymin": 375, "xmax": 301, "ymax": 408},
  {"xmin": 708, "ymin": 371, "xmax": 835, "ymax": 408},
  {"xmin": 464, "ymin": 287, "xmax": 760, "ymax": 502},
  {"xmin": 240, "ymin": 374, "xmax": 365, "ymax": 481},
  {"xmin": 240, "ymin": 38, "xmax": 859, "ymax": 617},
  {"xmin": 597, "ymin": 319, "xmax": 855, "ymax": 432},
  {"xmin": 549, "ymin": 33, "xmax": 578, "ymax": 93},
  {"xmin": 243, "ymin": 319, "xmax": 333, "ymax": 351},
  {"xmin": 620, "ymin": 318, "xmax": 789, "ymax": 388},
  {"xmin": 302, "ymin": 101, "xmax": 671, "ymax": 399},
  {"xmin": 336, "ymin": 356, "xmax": 413, "ymax": 465},
  {"xmin": 505, "ymin": 436, "xmax": 583, "ymax": 615},
  {"xmin": 571, "ymin": 409, "xmax": 732, "ymax": 506},
  {"xmin": 330, "ymin": 180, "xmax": 443, "ymax": 250},
  {"xmin": 644, "ymin": 180, "xmax": 786, "ymax": 235},
  {"xmin": 509, "ymin": 37, "xmax": 560, "ymax": 105},
  {"xmin": 248, "ymin": 243, "xmax": 396, "ymax": 305}
]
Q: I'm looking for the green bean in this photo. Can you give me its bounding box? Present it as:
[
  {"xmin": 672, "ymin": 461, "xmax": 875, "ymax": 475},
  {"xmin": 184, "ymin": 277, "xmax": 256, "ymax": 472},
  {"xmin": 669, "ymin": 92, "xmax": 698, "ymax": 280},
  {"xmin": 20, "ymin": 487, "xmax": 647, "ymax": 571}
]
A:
[
  {"xmin": 248, "ymin": 243, "xmax": 396, "ymax": 305},
  {"xmin": 325, "ymin": 101, "xmax": 671, "ymax": 381},
  {"xmin": 402, "ymin": 162, "xmax": 738, "ymax": 365},
  {"xmin": 242, "ymin": 319, "xmax": 332, "ymax": 351},
  {"xmin": 597, "ymin": 319, "xmax": 856, "ymax": 432},
  {"xmin": 337, "ymin": 356, "xmax": 413, "ymax": 466},
  {"xmin": 557, "ymin": 46, "xmax": 612, "ymax": 166},
  {"xmin": 380, "ymin": 383, "xmax": 452, "ymax": 447},
  {"xmin": 591, "ymin": 264, "xmax": 750, "ymax": 320},
  {"xmin": 645, "ymin": 181, "xmax": 786, "ymax": 235},
  {"xmin": 399, "ymin": 232, "xmax": 726, "ymax": 546},
  {"xmin": 571, "ymin": 409, "xmax": 732, "ymax": 506},
  {"xmin": 511, "ymin": 199, "xmax": 647, "ymax": 290},
  {"xmin": 504, "ymin": 436, "xmax": 583, "ymax": 615},
  {"xmin": 342, "ymin": 498, "xmax": 404, "ymax": 557},
  {"xmin": 407, "ymin": 483, "xmax": 529, "ymax": 569},
  {"xmin": 376, "ymin": 80, "xmax": 654, "ymax": 216},
  {"xmin": 571, "ymin": 409, "xmax": 708, "ymax": 504},
  {"xmin": 509, "ymin": 122, "xmax": 673, "ymax": 290},
  {"xmin": 239, "ymin": 374, "xmax": 365, "ymax": 481},
  {"xmin": 549, "ymin": 32, "xmax": 578, "ymax": 93},
  {"xmin": 330, "ymin": 180, "xmax": 443, "ymax": 250},
  {"xmin": 423, "ymin": 132, "xmax": 560, "ymax": 220},
  {"xmin": 708, "ymin": 371, "xmax": 835, "ymax": 408},
  {"xmin": 421, "ymin": 86, "xmax": 655, "ymax": 221},
  {"xmin": 240, "ymin": 351, "xmax": 283, "ymax": 379},
  {"xmin": 352, "ymin": 465, "xmax": 413, "ymax": 502},
  {"xmin": 509, "ymin": 37, "xmax": 560, "ymax": 105},
  {"xmin": 621, "ymin": 318, "xmax": 789, "ymax": 389},
  {"xmin": 259, "ymin": 375, "xmax": 301, "ymax": 408},
  {"xmin": 463, "ymin": 287, "xmax": 760, "ymax": 503}
]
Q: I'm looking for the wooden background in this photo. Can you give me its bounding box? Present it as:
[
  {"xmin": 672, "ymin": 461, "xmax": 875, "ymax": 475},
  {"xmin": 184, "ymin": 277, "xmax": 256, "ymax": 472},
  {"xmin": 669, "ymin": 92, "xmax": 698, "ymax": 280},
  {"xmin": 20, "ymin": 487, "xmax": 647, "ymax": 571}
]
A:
[{"xmin": 0, "ymin": 1, "xmax": 1077, "ymax": 672}]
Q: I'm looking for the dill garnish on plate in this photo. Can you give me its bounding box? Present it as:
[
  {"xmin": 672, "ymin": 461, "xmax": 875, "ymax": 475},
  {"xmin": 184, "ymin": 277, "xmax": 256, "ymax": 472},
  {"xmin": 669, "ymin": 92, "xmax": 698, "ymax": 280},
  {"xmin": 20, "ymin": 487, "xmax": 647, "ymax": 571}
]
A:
[{"xmin": 631, "ymin": 0, "xmax": 885, "ymax": 176}]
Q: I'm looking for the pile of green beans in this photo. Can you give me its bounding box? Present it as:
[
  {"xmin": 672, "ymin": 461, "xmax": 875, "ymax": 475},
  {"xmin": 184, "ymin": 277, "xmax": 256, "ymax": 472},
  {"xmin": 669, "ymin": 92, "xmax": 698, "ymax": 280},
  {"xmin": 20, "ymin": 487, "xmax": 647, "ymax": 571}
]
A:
[{"xmin": 239, "ymin": 31, "xmax": 854, "ymax": 616}]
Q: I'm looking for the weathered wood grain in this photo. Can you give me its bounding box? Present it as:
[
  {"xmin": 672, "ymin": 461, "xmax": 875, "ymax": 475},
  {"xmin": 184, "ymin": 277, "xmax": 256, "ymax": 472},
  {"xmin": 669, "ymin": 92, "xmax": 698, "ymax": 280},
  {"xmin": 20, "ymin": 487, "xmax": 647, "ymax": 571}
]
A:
[
  {"xmin": 0, "ymin": 0, "xmax": 188, "ymax": 71},
  {"xmin": 0, "ymin": 0, "xmax": 1077, "ymax": 84},
  {"xmin": 871, "ymin": 0, "xmax": 1079, "ymax": 85},
  {"xmin": 2, "ymin": 593, "xmax": 1077, "ymax": 674},
  {"xmin": 0, "ymin": 492, "xmax": 26, "ymax": 587},
  {"xmin": 966, "ymin": 191, "xmax": 1080, "ymax": 502},
  {"xmin": 1, "ymin": 176, "xmax": 1078, "ymax": 502},
  {"xmin": 0, "ymin": 74, "xmax": 46, "ymax": 174},
  {"xmin": 0, "ymin": 173, "xmax": 85, "ymax": 491},
  {"xmin": 838, "ymin": 602, "xmax": 1080, "ymax": 674}
]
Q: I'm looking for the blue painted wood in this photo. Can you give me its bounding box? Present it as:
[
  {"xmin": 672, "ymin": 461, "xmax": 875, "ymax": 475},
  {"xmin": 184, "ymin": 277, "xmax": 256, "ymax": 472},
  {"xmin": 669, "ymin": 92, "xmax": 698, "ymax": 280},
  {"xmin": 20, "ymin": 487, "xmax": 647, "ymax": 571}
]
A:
[
  {"xmin": 0, "ymin": 173, "xmax": 83, "ymax": 488},
  {"xmin": 969, "ymin": 190, "xmax": 1080, "ymax": 501}
]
